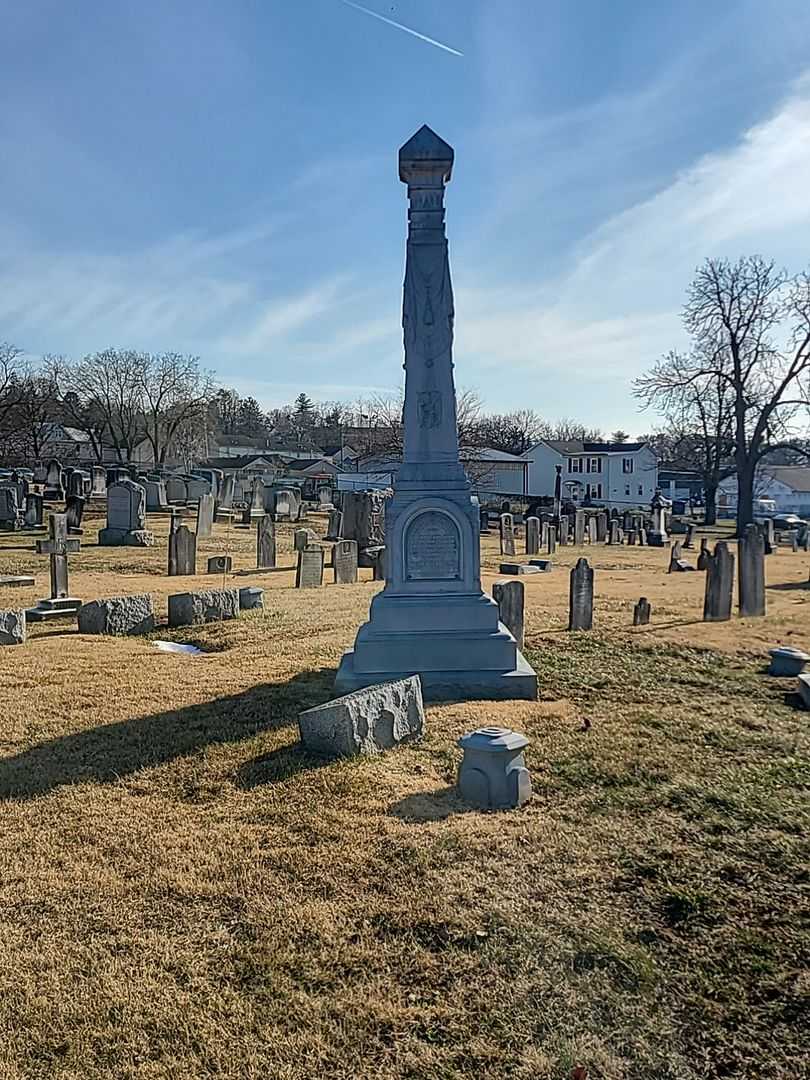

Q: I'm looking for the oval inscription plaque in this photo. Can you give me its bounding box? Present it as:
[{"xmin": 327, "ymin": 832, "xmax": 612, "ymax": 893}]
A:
[{"xmin": 405, "ymin": 511, "xmax": 461, "ymax": 581}]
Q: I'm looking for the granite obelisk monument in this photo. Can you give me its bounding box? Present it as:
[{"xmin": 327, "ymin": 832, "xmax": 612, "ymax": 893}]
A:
[{"xmin": 335, "ymin": 126, "xmax": 537, "ymax": 701}]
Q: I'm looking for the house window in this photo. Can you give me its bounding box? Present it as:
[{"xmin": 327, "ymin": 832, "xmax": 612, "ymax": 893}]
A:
[
  {"xmin": 622, "ymin": 458, "xmax": 634, "ymax": 474},
  {"xmin": 625, "ymin": 484, "xmax": 631, "ymax": 496},
  {"xmin": 587, "ymin": 482, "xmax": 603, "ymax": 500},
  {"xmin": 569, "ymin": 458, "xmax": 583, "ymax": 473},
  {"xmin": 588, "ymin": 457, "xmax": 602, "ymax": 473},
  {"xmin": 638, "ymin": 484, "xmax": 643, "ymax": 496}
]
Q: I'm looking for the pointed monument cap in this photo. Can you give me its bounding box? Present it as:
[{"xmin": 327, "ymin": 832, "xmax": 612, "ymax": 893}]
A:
[{"xmin": 399, "ymin": 124, "xmax": 454, "ymax": 184}]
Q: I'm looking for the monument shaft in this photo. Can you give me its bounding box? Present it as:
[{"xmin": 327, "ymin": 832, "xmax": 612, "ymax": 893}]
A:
[{"xmin": 334, "ymin": 126, "xmax": 537, "ymax": 702}]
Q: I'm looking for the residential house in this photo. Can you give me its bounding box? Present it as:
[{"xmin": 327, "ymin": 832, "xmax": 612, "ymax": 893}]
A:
[
  {"xmin": 718, "ymin": 466, "xmax": 810, "ymax": 517},
  {"xmin": 347, "ymin": 447, "xmax": 530, "ymax": 499},
  {"xmin": 521, "ymin": 440, "xmax": 658, "ymax": 509}
]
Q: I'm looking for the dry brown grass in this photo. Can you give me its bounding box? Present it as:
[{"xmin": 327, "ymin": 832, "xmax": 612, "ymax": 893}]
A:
[{"xmin": 0, "ymin": 511, "xmax": 808, "ymax": 1079}]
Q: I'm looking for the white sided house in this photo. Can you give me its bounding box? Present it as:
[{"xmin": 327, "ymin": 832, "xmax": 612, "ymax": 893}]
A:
[
  {"xmin": 719, "ymin": 466, "xmax": 810, "ymax": 517},
  {"xmin": 522, "ymin": 440, "xmax": 658, "ymax": 509}
]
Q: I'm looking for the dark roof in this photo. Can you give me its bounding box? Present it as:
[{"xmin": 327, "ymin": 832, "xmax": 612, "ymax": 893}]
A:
[
  {"xmin": 203, "ymin": 454, "xmax": 287, "ymax": 470},
  {"xmin": 543, "ymin": 440, "xmax": 649, "ymax": 455},
  {"xmin": 762, "ymin": 466, "xmax": 810, "ymax": 493},
  {"xmin": 288, "ymin": 457, "xmax": 335, "ymax": 471}
]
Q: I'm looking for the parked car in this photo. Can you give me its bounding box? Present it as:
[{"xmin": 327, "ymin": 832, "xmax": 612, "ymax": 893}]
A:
[{"xmin": 771, "ymin": 513, "xmax": 806, "ymax": 531}]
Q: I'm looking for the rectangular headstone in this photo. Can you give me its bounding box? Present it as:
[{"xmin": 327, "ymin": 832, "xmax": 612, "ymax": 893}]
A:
[
  {"xmin": 207, "ymin": 555, "xmax": 232, "ymax": 574},
  {"xmin": 633, "ymin": 597, "xmax": 651, "ymax": 626},
  {"xmin": 296, "ymin": 546, "xmax": 324, "ymax": 588},
  {"xmin": 738, "ymin": 525, "xmax": 765, "ymax": 617},
  {"xmin": 587, "ymin": 517, "xmax": 597, "ymax": 545},
  {"xmin": 168, "ymin": 524, "xmax": 196, "ymax": 576},
  {"xmin": 256, "ymin": 515, "xmax": 276, "ymax": 569},
  {"xmin": 558, "ymin": 514, "xmax": 568, "ymax": 546},
  {"xmin": 596, "ymin": 513, "xmax": 608, "ymax": 542},
  {"xmin": 525, "ymin": 517, "xmax": 540, "ymax": 555},
  {"xmin": 704, "ymin": 541, "xmax": 734, "ymax": 622},
  {"xmin": 569, "ymin": 557, "xmax": 593, "ymax": 630},
  {"xmin": 333, "ymin": 540, "xmax": 359, "ymax": 584},
  {"xmin": 196, "ymin": 493, "xmax": 215, "ymax": 539},
  {"xmin": 546, "ymin": 524, "xmax": 556, "ymax": 555},
  {"xmin": 500, "ymin": 513, "xmax": 515, "ymax": 557},
  {"xmin": 574, "ymin": 510, "xmax": 585, "ymax": 547},
  {"xmin": 493, "ymin": 580, "xmax": 524, "ymax": 648}
]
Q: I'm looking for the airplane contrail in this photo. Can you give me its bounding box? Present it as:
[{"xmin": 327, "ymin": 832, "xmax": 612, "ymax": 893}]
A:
[{"xmin": 340, "ymin": 0, "xmax": 464, "ymax": 57}]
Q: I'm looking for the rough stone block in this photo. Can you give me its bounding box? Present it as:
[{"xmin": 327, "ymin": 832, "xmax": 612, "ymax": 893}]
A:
[
  {"xmin": 78, "ymin": 594, "xmax": 155, "ymax": 636},
  {"xmin": 298, "ymin": 675, "xmax": 424, "ymax": 758},
  {"xmin": 768, "ymin": 647, "xmax": 810, "ymax": 677},
  {"xmin": 168, "ymin": 588, "xmax": 240, "ymax": 628},
  {"xmin": 238, "ymin": 586, "xmax": 264, "ymax": 611},
  {"xmin": 0, "ymin": 609, "xmax": 26, "ymax": 645}
]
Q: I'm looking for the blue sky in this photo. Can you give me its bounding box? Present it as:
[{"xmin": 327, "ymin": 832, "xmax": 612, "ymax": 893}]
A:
[{"xmin": 2, "ymin": 0, "xmax": 810, "ymax": 433}]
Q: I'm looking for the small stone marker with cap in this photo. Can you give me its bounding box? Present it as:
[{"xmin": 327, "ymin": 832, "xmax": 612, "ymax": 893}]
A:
[{"xmin": 457, "ymin": 727, "xmax": 532, "ymax": 810}]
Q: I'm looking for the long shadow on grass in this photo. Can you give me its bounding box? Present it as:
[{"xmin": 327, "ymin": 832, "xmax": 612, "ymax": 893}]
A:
[{"xmin": 0, "ymin": 666, "xmax": 337, "ymax": 801}]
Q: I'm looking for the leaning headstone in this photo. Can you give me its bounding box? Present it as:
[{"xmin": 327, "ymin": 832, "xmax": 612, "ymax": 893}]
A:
[
  {"xmin": 196, "ymin": 493, "xmax": 215, "ymax": 539},
  {"xmin": 256, "ymin": 515, "xmax": 276, "ymax": 569},
  {"xmin": 333, "ymin": 540, "xmax": 359, "ymax": 584},
  {"xmin": 525, "ymin": 517, "xmax": 540, "ymax": 555},
  {"xmin": 294, "ymin": 527, "xmax": 318, "ymax": 552},
  {"xmin": 500, "ymin": 513, "xmax": 516, "ymax": 556},
  {"xmin": 207, "ymin": 555, "xmax": 232, "ymax": 574},
  {"xmin": 574, "ymin": 509, "xmax": 586, "ymax": 547},
  {"xmin": 457, "ymin": 727, "xmax": 531, "ymax": 810},
  {"xmin": 703, "ymin": 541, "xmax": 735, "ymax": 622},
  {"xmin": 296, "ymin": 546, "xmax": 324, "ymax": 588},
  {"xmin": 697, "ymin": 537, "xmax": 710, "ymax": 570},
  {"xmin": 78, "ymin": 594, "xmax": 155, "ymax": 636},
  {"xmin": 326, "ymin": 507, "xmax": 343, "ymax": 541},
  {"xmin": 493, "ymin": 580, "xmax": 524, "ymax": 649},
  {"xmin": 27, "ymin": 514, "xmax": 81, "ymax": 621},
  {"xmin": 569, "ymin": 557, "xmax": 593, "ymax": 630},
  {"xmin": 298, "ymin": 675, "xmax": 425, "ymax": 758},
  {"xmin": 168, "ymin": 588, "xmax": 240, "ymax": 627},
  {"xmin": 98, "ymin": 480, "xmax": 153, "ymax": 546},
  {"xmin": 168, "ymin": 524, "xmax": 196, "ymax": 576},
  {"xmin": 633, "ymin": 597, "xmax": 651, "ymax": 626},
  {"xmin": 65, "ymin": 494, "xmax": 85, "ymax": 533},
  {"xmin": 738, "ymin": 524, "xmax": 766, "ymax": 617},
  {"xmin": 0, "ymin": 610, "xmax": 26, "ymax": 646},
  {"xmin": 238, "ymin": 586, "xmax": 264, "ymax": 611},
  {"xmin": 558, "ymin": 514, "xmax": 569, "ymax": 546},
  {"xmin": 219, "ymin": 474, "xmax": 235, "ymax": 510}
]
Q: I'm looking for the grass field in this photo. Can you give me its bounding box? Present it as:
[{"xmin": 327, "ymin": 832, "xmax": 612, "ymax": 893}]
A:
[{"xmin": 0, "ymin": 507, "xmax": 808, "ymax": 1079}]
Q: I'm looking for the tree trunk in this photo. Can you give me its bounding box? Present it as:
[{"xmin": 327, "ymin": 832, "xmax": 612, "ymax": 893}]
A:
[
  {"xmin": 704, "ymin": 481, "xmax": 718, "ymax": 526},
  {"xmin": 737, "ymin": 462, "xmax": 756, "ymax": 534}
]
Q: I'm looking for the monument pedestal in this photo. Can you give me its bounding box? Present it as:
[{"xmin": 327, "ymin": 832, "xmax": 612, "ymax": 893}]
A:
[{"xmin": 26, "ymin": 596, "xmax": 82, "ymax": 621}]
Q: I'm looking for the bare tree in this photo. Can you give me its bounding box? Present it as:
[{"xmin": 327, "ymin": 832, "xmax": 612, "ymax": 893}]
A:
[
  {"xmin": 476, "ymin": 409, "xmax": 544, "ymax": 456},
  {"xmin": 9, "ymin": 361, "xmax": 60, "ymax": 463},
  {"xmin": 635, "ymin": 348, "xmax": 736, "ymax": 524},
  {"xmin": 140, "ymin": 352, "xmax": 214, "ymax": 465},
  {"xmin": 649, "ymin": 257, "xmax": 810, "ymax": 529},
  {"xmin": 63, "ymin": 349, "xmax": 145, "ymax": 462},
  {"xmin": 0, "ymin": 342, "xmax": 24, "ymax": 436}
]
